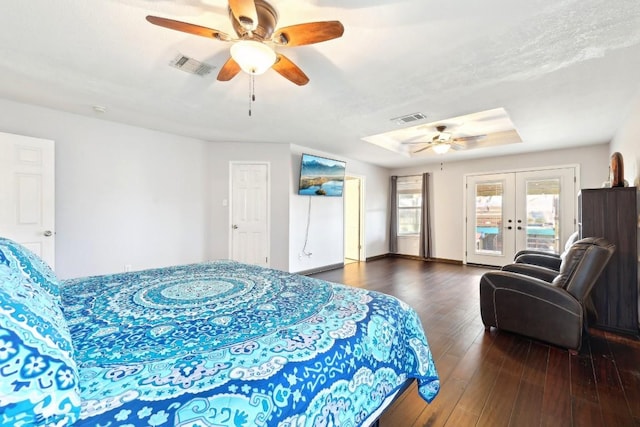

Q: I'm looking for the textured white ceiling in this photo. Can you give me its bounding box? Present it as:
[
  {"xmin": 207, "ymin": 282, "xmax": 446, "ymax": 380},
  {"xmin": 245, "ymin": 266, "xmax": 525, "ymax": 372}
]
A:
[{"xmin": 1, "ymin": 0, "xmax": 639, "ymax": 168}]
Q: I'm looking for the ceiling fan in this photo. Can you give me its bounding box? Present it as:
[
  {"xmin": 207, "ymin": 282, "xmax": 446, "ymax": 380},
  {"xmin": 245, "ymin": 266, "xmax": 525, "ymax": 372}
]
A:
[
  {"xmin": 402, "ymin": 125, "xmax": 486, "ymax": 154},
  {"xmin": 146, "ymin": 0, "xmax": 344, "ymax": 86}
]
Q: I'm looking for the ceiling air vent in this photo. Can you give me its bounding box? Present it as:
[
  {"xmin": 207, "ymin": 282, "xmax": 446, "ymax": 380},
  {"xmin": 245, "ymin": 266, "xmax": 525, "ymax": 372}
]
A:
[
  {"xmin": 169, "ymin": 54, "xmax": 215, "ymax": 76},
  {"xmin": 391, "ymin": 112, "xmax": 427, "ymax": 125}
]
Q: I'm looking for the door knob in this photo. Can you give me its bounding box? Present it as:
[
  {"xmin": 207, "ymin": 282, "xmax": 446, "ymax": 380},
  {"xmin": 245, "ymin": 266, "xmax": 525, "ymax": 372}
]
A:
[
  {"xmin": 43, "ymin": 230, "xmax": 53, "ymax": 237},
  {"xmin": 232, "ymin": 225, "xmax": 238, "ymax": 229}
]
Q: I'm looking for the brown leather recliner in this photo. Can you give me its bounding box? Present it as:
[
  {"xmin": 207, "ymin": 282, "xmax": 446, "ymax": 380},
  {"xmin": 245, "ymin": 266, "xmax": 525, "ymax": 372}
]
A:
[{"xmin": 479, "ymin": 237, "xmax": 615, "ymax": 351}]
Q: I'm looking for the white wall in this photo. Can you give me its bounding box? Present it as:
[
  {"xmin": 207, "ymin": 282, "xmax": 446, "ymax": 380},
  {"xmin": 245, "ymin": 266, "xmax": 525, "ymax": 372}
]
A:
[
  {"xmin": 0, "ymin": 98, "xmax": 209, "ymax": 279},
  {"xmin": 0, "ymin": 98, "xmax": 390, "ymax": 278},
  {"xmin": 289, "ymin": 145, "xmax": 390, "ymax": 273},
  {"xmin": 611, "ymin": 94, "xmax": 640, "ymax": 186},
  {"xmin": 206, "ymin": 142, "xmax": 291, "ymax": 271},
  {"xmin": 3, "ymin": 96, "xmax": 613, "ymax": 276},
  {"xmin": 391, "ymin": 144, "xmax": 609, "ymax": 261},
  {"xmin": 397, "ymin": 235, "xmax": 420, "ymax": 256}
]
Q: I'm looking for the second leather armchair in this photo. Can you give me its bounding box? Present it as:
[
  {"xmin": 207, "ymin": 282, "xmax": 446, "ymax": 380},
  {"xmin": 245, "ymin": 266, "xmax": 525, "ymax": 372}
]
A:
[{"xmin": 513, "ymin": 230, "xmax": 579, "ymax": 270}]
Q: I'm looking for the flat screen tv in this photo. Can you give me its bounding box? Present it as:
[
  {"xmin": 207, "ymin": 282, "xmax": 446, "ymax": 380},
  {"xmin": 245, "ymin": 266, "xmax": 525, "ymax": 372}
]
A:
[{"xmin": 298, "ymin": 153, "xmax": 346, "ymax": 197}]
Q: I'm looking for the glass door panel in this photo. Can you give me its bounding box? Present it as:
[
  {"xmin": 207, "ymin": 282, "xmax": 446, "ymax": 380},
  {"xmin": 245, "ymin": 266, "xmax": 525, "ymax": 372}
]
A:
[
  {"xmin": 466, "ymin": 173, "xmax": 515, "ymax": 265},
  {"xmin": 515, "ymin": 168, "xmax": 576, "ymax": 258},
  {"xmin": 474, "ymin": 181, "xmax": 504, "ymax": 255},
  {"xmin": 525, "ymin": 178, "xmax": 561, "ymax": 253}
]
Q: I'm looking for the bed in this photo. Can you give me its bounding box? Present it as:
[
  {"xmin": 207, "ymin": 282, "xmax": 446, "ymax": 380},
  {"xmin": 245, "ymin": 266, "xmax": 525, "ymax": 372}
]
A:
[{"xmin": 0, "ymin": 237, "xmax": 439, "ymax": 426}]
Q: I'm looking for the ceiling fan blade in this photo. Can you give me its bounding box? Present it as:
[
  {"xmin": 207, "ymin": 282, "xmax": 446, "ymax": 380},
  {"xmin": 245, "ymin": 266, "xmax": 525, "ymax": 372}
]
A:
[
  {"xmin": 228, "ymin": 0, "xmax": 259, "ymax": 31},
  {"xmin": 413, "ymin": 144, "xmax": 433, "ymax": 154},
  {"xmin": 273, "ymin": 21, "xmax": 344, "ymax": 46},
  {"xmin": 272, "ymin": 54, "xmax": 309, "ymax": 86},
  {"xmin": 401, "ymin": 140, "xmax": 430, "ymax": 145},
  {"xmin": 453, "ymin": 135, "xmax": 487, "ymax": 142},
  {"xmin": 217, "ymin": 57, "xmax": 242, "ymax": 81},
  {"xmin": 450, "ymin": 142, "xmax": 466, "ymax": 151},
  {"xmin": 146, "ymin": 15, "xmax": 232, "ymax": 41}
]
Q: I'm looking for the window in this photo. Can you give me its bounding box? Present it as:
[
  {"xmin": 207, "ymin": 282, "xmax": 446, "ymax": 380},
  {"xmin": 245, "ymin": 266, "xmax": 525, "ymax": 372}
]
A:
[{"xmin": 397, "ymin": 175, "xmax": 422, "ymax": 235}]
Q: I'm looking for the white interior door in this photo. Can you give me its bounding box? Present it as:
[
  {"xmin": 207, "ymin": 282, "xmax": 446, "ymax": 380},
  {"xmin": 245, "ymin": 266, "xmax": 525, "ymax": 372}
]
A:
[
  {"xmin": 230, "ymin": 163, "xmax": 269, "ymax": 267},
  {"xmin": 0, "ymin": 132, "xmax": 55, "ymax": 268},
  {"xmin": 466, "ymin": 167, "xmax": 577, "ymax": 266},
  {"xmin": 344, "ymin": 177, "xmax": 361, "ymax": 261}
]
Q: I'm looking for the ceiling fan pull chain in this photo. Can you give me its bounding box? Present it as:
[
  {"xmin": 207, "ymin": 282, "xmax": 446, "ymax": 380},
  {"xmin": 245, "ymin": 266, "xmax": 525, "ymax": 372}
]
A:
[
  {"xmin": 252, "ymin": 74, "xmax": 256, "ymax": 102},
  {"xmin": 248, "ymin": 74, "xmax": 257, "ymax": 117}
]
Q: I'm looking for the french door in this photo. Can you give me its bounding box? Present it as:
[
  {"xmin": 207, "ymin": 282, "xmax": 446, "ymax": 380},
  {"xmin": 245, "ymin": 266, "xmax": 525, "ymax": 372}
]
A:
[{"xmin": 465, "ymin": 167, "xmax": 577, "ymax": 266}]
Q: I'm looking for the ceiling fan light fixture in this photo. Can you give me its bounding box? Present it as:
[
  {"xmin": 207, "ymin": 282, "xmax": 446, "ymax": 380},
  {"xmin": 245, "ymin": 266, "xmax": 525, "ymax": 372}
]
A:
[
  {"xmin": 438, "ymin": 132, "xmax": 452, "ymax": 142},
  {"xmin": 432, "ymin": 142, "xmax": 451, "ymax": 154},
  {"xmin": 230, "ymin": 40, "xmax": 276, "ymax": 75}
]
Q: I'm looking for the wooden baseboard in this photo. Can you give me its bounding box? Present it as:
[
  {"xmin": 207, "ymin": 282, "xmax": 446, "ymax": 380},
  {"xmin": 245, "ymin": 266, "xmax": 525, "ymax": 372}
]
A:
[
  {"xmin": 366, "ymin": 253, "xmax": 390, "ymax": 262},
  {"xmin": 298, "ymin": 256, "xmax": 465, "ymax": 274},
  {"xmin": 465, "ymin": 262, "xmax": 501, "ymax": 269},
  {"xmin": 392, "ymin": 253, "xmax": 425, "ymax": 261},
  {"xmin": 367, "ymin": 253, "xmax": 463, "ymax": 265},
  {"xmin": 430, "ymin": 257, "xmax": 463, "ymax": 265},
  {"xmin": 296, "ymin": 263, "xmax": 344, "ymax": 276}
]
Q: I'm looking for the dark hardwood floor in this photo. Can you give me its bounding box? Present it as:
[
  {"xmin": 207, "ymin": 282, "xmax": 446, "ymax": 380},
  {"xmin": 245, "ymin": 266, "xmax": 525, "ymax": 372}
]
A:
[{"xmin": 310, "ymin": 257, "xmax": 640, "ymax": 427}]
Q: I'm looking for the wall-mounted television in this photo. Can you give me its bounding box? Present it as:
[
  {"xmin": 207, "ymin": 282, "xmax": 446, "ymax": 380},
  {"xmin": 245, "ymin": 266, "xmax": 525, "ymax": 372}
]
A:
[{"xmin": 298, "ymin": 153, "xmax": 346, "ymax": 197}]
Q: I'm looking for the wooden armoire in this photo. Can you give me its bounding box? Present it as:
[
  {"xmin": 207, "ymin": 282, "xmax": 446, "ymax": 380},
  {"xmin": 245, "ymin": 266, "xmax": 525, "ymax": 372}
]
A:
[{"xmin": 579, "ymin": 186, "xmax": 640, "ymax": 335}]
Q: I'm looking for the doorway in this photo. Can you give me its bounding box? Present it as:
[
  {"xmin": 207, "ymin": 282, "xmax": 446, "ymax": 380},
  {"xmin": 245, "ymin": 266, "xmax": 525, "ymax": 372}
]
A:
[
  {"xmin": 344, "ymin": 175, "xmax": 364, "ymax": 264},
  {"xmin": 465, "ymin": 166, "xmax": 577, "ymax": 266},
  {"xmin": 229, "ymin": 162, "xmax": 270, "ymax": 267}
]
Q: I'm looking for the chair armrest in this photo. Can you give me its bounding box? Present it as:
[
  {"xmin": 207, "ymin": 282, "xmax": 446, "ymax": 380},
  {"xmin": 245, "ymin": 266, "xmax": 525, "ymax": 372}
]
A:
[
  {"xmin": 501, "ymin": 263, "xmax": 558, "ymax": 282},
  {"xmin": 514, "ymin": 249, "xmax": 559, "ymax": 259},
  {"xmin": 479, "ymin": 271, "xmax": 584, "ymax": 350},
  {"xmin": 480, "ymin": 271, "xmax": 581, "ymax": 313},
  {"xmin": 514, "ymin": 253, "xmax": 562, "ymax": 270}
]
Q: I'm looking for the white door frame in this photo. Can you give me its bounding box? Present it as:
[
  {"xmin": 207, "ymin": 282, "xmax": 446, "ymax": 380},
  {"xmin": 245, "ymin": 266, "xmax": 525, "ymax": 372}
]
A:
[
  {"xmin": 228, "ymin": 161, "xmax": 271, "ymax": 266},
  {"xmin": 463, "ymin": 164, "xmax": 580, "ymax": 265},
  {"xmin": 344, "ymin": 174, "xmax": 366, "ymax": 261}
]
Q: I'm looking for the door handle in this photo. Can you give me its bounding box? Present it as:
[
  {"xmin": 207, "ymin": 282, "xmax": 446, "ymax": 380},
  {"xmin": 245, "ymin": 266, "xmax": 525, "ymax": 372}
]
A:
[
  {"xmin": 232, "ymin": 224, "xmax": 238, "ymax": 229},
  {"xmin": 43, "ymin": 230, "xmax": 53, "ymax": 237}
]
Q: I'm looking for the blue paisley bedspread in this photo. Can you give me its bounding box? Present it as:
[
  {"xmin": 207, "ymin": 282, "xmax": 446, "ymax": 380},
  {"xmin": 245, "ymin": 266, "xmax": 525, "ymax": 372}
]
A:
[{"xmin": 60, "ymin": 260, "xmax": 439, "ymax": 426}]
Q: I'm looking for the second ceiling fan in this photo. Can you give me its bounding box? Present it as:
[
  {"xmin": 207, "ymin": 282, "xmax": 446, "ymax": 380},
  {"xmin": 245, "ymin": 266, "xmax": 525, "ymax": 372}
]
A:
[
  {"xmin": 403, "ymin": 125, "xmax": 487, "ymax": 154},
  {"xmin": 147, "ymin": 0, "xmax": 344, "ymax": 86}
]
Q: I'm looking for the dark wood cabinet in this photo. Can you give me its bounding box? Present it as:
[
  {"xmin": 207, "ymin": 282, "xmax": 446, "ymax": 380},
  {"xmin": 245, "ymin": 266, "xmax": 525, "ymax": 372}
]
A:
[{"xmin": 579, "ymin": 187, "xmax": 639, "ymax": 335}]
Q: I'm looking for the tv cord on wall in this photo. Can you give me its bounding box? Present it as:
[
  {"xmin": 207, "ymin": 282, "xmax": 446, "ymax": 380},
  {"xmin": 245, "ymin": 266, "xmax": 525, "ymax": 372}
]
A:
[{"xmin": 302, "ymin": 196, "xmax": 312, "ymax": 257}]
